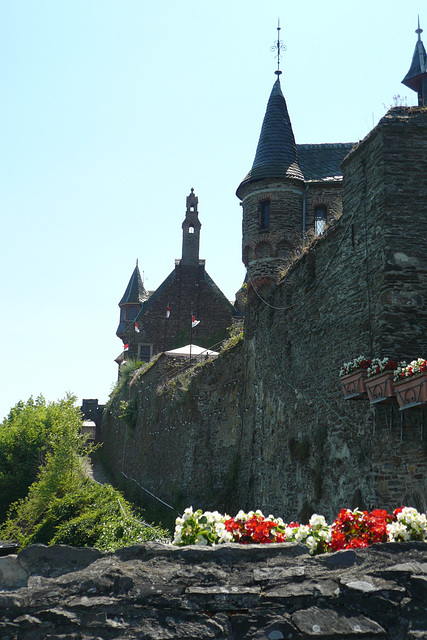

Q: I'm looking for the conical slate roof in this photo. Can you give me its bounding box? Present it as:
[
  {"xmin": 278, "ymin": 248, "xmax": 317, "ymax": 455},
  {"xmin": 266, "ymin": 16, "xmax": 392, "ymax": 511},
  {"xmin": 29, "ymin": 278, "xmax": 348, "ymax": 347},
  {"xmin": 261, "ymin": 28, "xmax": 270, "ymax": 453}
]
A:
[
  {"xmin": 237, "ymin": 78, "xmax": 303, "ymax": 197},
  {"xmin": 119, "ymin": 263, "xmax": 148, "ymax": 306},
  {"xmin": 402, "ymin": 24, "xmax": 427, "ymax": 92}
]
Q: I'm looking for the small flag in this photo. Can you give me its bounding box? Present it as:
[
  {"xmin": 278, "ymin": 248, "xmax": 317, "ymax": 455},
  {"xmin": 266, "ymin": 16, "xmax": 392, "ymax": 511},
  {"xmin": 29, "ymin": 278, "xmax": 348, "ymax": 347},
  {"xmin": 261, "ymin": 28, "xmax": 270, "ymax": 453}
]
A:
[
  {"xmin": 123, "ymin": 343, "xmax": 129, "ymax": 351},
  {"xmin": 134, "ymin": 322, "xmax": 140, "ymax": 333},
  {"xmin": 191, "ymin": 315, "xmax": 200, "ymax": 328},
  {"xmin": 166, "ymin": 305, "xmax": 170, "ymax": 319}
]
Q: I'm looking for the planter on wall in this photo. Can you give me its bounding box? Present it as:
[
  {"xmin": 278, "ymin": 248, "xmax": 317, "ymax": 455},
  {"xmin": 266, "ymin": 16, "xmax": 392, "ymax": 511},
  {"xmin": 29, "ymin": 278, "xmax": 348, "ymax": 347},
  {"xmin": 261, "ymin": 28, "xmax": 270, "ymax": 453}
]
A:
[
  {"xmin": 340, "ymin": 370, "xmax": 368, "ymax": 400},
  {"xmin": 365, "ymin": 371, "xmax": 395, "ymax": 405},
  {"xmin": 394, "ymin": 373, "xmax": 427, "ymax": 410}
]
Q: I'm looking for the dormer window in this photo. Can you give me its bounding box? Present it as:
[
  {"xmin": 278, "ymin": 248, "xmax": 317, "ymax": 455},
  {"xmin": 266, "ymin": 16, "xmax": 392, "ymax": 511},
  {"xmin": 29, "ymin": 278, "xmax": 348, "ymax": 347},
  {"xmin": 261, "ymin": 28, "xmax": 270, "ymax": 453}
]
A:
[
  {"xmin": 260, "ymin": 201, "xmax": 270, "ymax": 231},
  {"xmin": 314, "ymin": 206, "xmax": 327, "ymax": 235}
]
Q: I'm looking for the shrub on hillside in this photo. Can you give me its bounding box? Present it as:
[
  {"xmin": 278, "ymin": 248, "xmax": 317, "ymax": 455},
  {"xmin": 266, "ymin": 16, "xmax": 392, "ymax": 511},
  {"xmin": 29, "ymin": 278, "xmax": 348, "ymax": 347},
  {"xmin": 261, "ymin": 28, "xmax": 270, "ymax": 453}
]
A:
[
  {"xmin": 0, "ymin": 394, "xmax": 170, "ymax": 551},
  {"xmin": 0, "ymin": 394, "xmax": 85, "ymax": 522}
]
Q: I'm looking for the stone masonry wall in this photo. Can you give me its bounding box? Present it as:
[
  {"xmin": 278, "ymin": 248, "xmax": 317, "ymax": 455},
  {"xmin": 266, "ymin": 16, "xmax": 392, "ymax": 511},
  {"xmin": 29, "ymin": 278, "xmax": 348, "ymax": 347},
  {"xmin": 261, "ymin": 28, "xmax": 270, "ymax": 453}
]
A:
[
  {"xmin": 240, "ymin": 179, "xmax": 304, "ymax": 281},
  {"xmin": 101, "ymin": 109, "xmax": 427, "ymax": 527}
]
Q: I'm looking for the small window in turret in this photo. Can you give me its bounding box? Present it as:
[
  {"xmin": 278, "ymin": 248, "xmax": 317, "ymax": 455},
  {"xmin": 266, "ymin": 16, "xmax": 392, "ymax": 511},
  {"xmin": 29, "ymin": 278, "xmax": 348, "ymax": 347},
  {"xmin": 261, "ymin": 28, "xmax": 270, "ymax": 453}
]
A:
[
  {"xmin": 190, "ymin": 205, "xmax": 195, "ymax": 212},
  {"xmin": 315, "ymin": 206, "xmax": 327, "ymax": 235},
  {"xmin": 189, "ymin": 225, "xmax": 195, "ymax": 233},
  {"xmin": 260, "ymin": 201, "xmax": 270, "ymax": 231}
]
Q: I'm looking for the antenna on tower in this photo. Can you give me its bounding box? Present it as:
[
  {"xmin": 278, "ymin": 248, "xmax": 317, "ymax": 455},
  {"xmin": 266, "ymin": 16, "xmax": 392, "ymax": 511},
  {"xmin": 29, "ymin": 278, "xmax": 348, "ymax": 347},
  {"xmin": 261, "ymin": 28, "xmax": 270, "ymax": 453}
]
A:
[{"xmin": 270, "ymin": 18, "xmax": 287, "ymax": 76}]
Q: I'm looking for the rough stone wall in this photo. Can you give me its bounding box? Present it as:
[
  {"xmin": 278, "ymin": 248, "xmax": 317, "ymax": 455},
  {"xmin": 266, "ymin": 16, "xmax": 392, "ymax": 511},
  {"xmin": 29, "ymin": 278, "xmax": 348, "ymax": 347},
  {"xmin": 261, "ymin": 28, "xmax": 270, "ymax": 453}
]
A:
[
  {"xmin": 101, "ymin": 347, "xmax": 246, "ymax": 523},
  {"xmin": 102, "ymin": 109, "xmax": 427, "ymax": 525},
  {"xmin": 2, "ymin": 541, "xmax": 427, "ymax": 639},
  {"xmin": 240, "ymin": 179, "xmax": 304, "ymax": 281},
  {"xmin": 304, "ymin": 182, "xmax": 343, "ymax": 238}
]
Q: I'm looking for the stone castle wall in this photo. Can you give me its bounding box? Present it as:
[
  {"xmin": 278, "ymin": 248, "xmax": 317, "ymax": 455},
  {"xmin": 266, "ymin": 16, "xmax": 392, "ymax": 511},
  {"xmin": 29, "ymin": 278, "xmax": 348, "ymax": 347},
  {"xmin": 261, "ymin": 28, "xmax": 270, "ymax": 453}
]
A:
[{"xmin": 101, "ymin": 108, "xmax": 427, "ymax": 525}]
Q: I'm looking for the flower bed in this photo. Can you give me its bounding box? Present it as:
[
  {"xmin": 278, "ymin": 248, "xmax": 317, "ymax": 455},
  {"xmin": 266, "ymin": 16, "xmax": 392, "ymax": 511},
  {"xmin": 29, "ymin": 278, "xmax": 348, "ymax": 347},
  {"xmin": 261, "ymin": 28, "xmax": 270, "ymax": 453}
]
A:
[{"xmin": 173, "ymin": 506, "xmax": 427, "ymax": 555}]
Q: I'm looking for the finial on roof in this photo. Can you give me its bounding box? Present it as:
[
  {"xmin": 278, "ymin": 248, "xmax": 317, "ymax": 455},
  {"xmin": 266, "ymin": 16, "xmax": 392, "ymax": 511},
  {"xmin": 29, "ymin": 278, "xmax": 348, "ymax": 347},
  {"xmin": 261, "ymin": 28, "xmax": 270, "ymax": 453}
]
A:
[
  {"xmin": 416, "ymin": 15, "xmax": 423, "ymax": 40},
  {"xmin": 136, "ymin": 258, "xmax": 138, "ymax": 266},
  {"xmin": 270, "ymin": 18, "xmax": 287, "ymax": 76}
]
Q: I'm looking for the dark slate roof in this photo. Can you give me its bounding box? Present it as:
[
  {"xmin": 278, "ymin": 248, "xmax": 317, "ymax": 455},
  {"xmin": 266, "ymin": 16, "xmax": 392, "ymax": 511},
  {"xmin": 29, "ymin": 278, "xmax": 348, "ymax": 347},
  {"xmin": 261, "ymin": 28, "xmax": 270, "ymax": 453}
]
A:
[
  {"xmin": 402, "ymin": 31, "xmax": 427, "ymax": 92},
  {"xmin": 237, "ymin": 78, "xmax": 303, "ymax": 196},
  {"xmin": 203, "ymin": 271, "xmax": 243, "ymax": 317},
  {"xmin": 135, "ymin": 266, "xmax": 242, "ymax": 322},
  {"xmin": 296, "ymin": 143, "xmax": 355, "ymax": 181},
  {"xmin": 119, "ymin": 263, "xmax": 148, "ymax": 306},
  {"xmin": 135, "ymin": 269, "xmax": 176, "ymax": 320}
]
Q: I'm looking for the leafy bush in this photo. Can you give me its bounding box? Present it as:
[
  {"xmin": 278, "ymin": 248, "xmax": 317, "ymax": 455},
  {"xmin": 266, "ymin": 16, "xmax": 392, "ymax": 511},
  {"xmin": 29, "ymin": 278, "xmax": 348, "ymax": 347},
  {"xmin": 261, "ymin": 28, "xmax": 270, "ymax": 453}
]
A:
[
  {"xmin": 0, "ymin": 395, "xmax": 85, "ymax": 522},
  {"xmin": 0, "ymin": 395, "xmax": 170, "ymax": 551}
]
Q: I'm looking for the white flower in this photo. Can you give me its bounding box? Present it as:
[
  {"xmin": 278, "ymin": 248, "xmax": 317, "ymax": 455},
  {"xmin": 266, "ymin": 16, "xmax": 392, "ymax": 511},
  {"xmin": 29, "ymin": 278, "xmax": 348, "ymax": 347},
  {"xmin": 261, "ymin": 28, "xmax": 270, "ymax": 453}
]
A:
[
  {"xmin": 309, "ymin": 514, "xmax": 327, "ymax": 529},
  {"xmin": 305, "ymin": 535, "xmax": 318, "ymax": 553},
  {"xmin": 182, "ymin": 507, "xmax": 194, "ymax": 521},
  {"xmin": 387, "ymin": 522, "xmax": 410, "ymax": 542},
  {"xmin": 293, "ymin": 525, "xmax": 310, "ymax": 543}
]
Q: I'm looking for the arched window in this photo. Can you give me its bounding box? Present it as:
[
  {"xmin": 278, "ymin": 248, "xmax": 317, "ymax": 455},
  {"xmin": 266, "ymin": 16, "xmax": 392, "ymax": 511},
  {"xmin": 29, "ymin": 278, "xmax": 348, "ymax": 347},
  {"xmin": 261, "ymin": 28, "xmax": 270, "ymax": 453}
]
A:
[
  {"xmin": 189, "ymin": 225, "xmax": 195, "ymax": 234},
  {"xmin": 260, "ymin": 201, "xmax": 270, "ymax": 231},
  {"xmin": 314, "ymin": 206, "xmax": 327, "ymax": 235}
]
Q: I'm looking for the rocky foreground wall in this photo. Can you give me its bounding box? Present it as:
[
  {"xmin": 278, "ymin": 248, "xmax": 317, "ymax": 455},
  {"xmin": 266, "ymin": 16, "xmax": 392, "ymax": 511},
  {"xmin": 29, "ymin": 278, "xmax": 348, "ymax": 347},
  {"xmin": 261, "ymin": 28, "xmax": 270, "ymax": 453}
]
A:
[{"xmin": 1, "ymin": 541, "xmax": 427, "ymax": 639}]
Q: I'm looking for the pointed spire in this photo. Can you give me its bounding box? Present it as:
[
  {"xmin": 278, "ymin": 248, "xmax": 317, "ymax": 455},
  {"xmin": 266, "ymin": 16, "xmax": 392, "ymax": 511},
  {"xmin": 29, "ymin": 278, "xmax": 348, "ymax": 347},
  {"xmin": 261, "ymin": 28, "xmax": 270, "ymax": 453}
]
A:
[
  {"xmin": 237, "ymin": 78, "xmax": 303, "ymax": 197},
  {"xmin": 402, "ymin": 17, "xmax": 427, "ymax": 105},
  {"xmin": 119, "ymin": 262, "xmax": 147, "ymax": 306}
]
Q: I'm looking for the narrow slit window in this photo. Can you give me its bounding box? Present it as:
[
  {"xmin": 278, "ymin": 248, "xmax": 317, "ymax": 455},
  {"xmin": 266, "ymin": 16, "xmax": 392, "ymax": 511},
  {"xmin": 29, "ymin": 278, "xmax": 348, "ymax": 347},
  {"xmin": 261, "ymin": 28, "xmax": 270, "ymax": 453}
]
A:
[
  {"xmin": 260, "ymin": 201, "xmax": 270, "ymax": 230},
  {"xmin": 314, "ymin": 206, "xmax": 327, "ymax": 235}
]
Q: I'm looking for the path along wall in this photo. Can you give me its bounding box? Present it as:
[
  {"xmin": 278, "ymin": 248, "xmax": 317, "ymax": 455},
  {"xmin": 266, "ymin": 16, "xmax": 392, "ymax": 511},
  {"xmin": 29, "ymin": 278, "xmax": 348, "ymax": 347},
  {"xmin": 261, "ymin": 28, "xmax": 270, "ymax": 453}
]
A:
[{"xmin": 100, "ymin": 108, "xmax": 427, "ymax": 525}]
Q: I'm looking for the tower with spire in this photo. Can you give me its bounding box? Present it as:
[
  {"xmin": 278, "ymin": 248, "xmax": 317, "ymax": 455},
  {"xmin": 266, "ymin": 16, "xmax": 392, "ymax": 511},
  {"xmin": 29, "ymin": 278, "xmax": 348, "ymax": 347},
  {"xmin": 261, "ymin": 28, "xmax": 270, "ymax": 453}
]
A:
[
  {"xmin": 181, "ymin": 188, "xmax": 201, "ymax": 266},
  {"xmin": 116, "ymin": 260, "xmax": 148, "ymax": 340},
  {"xmin": 237, "ymin": 23, "xmax": 354, "ymax": 290},
  {"xmin": 402, "ymin": 17, "xmax": 427, "ymax": 106},
  {"xmin": 115, "ymin": 189, "xmax": 242, "ymax": 367},
  {"xmin": 236, "ymin": 22, "xmax": 304, "ymax": 285}
]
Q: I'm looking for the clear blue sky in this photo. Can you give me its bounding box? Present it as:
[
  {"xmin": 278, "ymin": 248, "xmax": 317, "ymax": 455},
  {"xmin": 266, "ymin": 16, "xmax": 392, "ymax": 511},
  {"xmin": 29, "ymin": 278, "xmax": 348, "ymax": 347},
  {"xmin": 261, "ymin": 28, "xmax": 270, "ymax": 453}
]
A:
[{"xmin": 0, "ymin": 1, "xmax": 423, "ymax": 420}]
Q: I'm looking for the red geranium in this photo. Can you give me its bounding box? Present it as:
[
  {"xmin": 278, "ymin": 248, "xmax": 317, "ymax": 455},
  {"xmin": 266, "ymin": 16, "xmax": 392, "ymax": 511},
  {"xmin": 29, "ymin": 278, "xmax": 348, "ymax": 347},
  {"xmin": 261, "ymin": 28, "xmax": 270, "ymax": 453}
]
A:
[
  {"xmin": 330, "ymin": 508, "xmax": 392, "ymax": 551},
  {"xmin": 225, "ymin": 513, "xmax": 286, "ymax": 544}
]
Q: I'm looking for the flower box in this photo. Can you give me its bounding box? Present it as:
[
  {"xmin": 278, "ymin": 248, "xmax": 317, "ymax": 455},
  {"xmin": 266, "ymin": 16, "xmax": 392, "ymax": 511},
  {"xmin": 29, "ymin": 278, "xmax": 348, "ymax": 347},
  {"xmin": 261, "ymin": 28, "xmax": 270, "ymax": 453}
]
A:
[
  {"xmin": 340, "ymin": 369, "xmax": 368, "ymax": 400},
  {"xmin": 394, "ymin": 372, "xmax": 427, "ymax": 410},
  {"xmin": 365, "ymin": 371, "xmax": 395, "ymax": 404}
]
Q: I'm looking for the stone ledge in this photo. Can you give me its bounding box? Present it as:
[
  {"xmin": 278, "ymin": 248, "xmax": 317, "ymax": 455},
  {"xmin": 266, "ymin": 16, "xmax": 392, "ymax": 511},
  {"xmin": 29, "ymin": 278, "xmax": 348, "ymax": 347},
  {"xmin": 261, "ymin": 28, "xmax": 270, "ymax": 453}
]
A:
[{"xmin": 0, "ymin": 542, "xmax": 426, "ymax": 639}]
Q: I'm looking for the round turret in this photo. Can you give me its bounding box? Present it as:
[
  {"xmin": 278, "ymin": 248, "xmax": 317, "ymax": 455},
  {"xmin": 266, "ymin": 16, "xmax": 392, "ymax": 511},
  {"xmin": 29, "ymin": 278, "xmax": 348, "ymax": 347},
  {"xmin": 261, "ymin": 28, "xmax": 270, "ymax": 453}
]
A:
[{"xmin": 236, "ymin": 78, "xmax": 304, "ymax": 287}]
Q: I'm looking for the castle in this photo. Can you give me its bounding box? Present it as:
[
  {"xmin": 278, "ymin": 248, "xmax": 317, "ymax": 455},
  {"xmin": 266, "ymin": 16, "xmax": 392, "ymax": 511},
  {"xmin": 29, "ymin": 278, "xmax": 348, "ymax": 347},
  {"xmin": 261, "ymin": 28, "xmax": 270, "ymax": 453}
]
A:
[
  {"xmin": 100, "ymin": 23, "xmax": 427, "ymax": 524},
  {"xmin": 115, "ymin": 188, "xmax": 242, "ymax": 366}
]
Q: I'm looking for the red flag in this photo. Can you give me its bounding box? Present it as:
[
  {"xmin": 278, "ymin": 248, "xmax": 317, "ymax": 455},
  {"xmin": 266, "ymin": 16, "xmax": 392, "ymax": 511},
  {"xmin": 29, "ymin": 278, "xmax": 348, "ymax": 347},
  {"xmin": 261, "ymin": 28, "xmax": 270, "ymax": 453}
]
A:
[
  {"xmin": 166, "ymin": 305, "xmax": 170, "ymax": 319},
  {"xmin": 191, "ymin": 315, "xmax": 200, "ymax": 328},
  {"xmin": 123, "ymin": 343, "xmax": 129, "ymax": 351},
  {"xmin": 134, "ymin": 322, "xmax": 140, "ymax": 333}
]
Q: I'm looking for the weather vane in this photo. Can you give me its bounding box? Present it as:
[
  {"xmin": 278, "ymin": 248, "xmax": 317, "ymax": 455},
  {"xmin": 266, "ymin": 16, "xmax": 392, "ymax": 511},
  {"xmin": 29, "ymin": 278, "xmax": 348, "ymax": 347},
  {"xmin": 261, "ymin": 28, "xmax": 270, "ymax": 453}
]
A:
[{"xmin": 271, "ymin": 19, "xmax": 287, "ymax": 76}]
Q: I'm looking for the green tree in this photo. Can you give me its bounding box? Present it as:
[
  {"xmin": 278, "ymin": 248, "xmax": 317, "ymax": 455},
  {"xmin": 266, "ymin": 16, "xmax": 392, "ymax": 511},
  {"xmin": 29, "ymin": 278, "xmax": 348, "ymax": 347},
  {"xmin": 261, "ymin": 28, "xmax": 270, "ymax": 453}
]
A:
[
  {"xmin": 0, "ymin": 394, "xmax": 84, "ymax": 522},
  {"xmin": 0, "ymin": 394, "xmax": 170, "ymax": 550}
]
